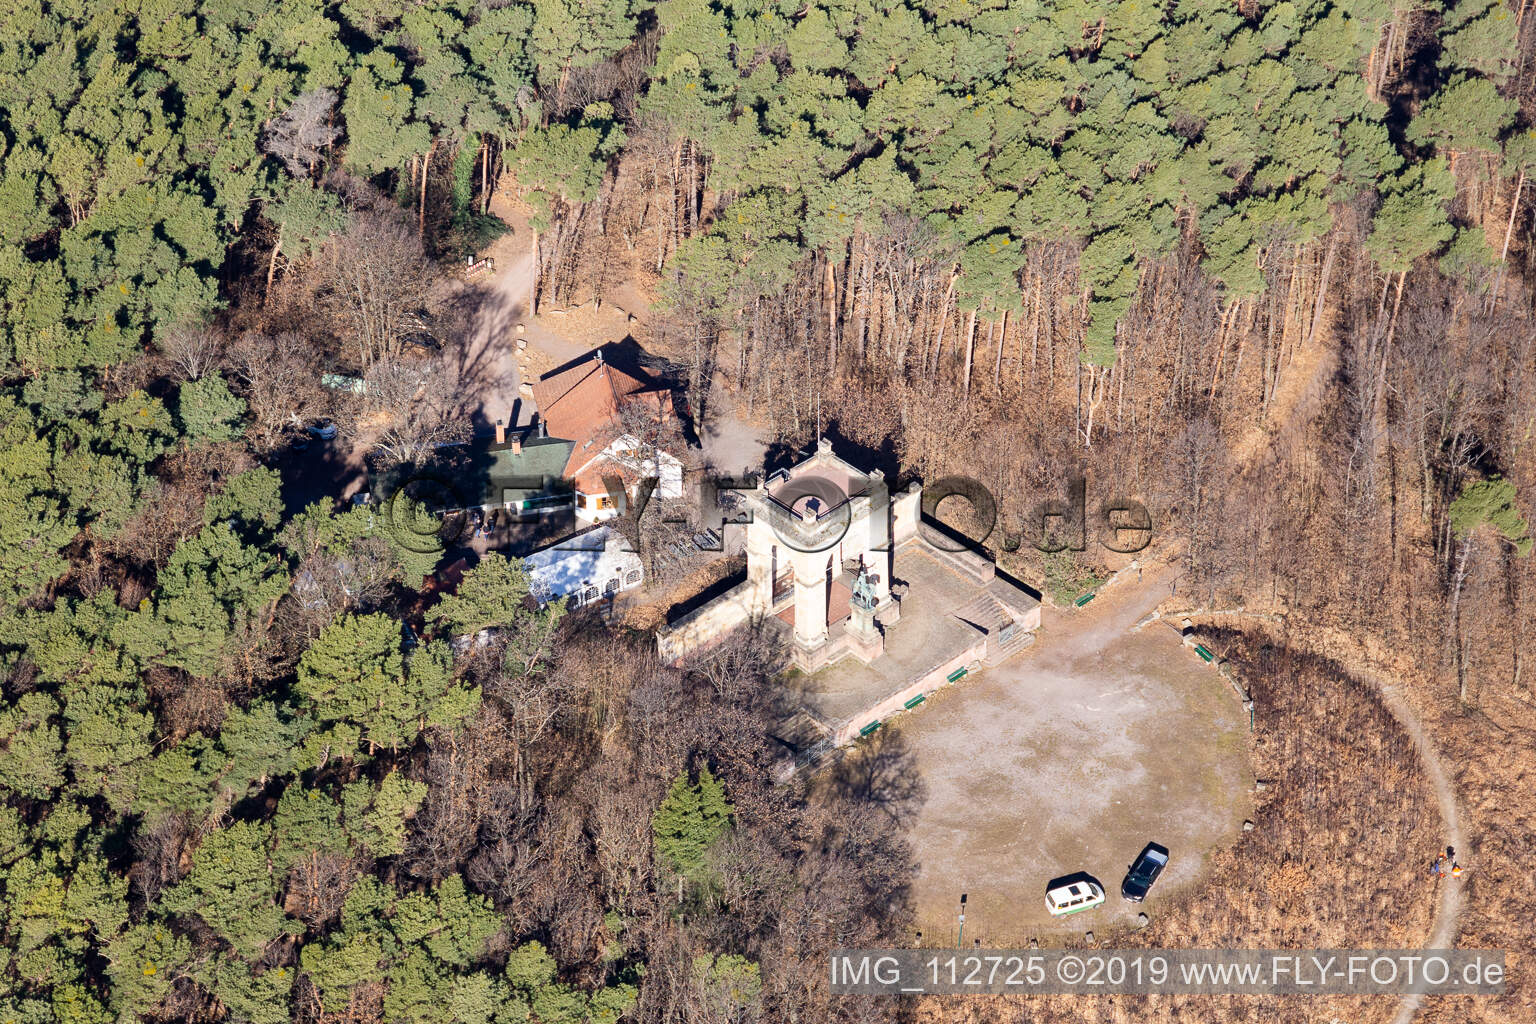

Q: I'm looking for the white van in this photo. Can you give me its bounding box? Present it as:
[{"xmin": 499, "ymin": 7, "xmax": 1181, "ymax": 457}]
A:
[{"xmin": 1045, "ymin": 880, "xmax": 1105, "ymax": 916}]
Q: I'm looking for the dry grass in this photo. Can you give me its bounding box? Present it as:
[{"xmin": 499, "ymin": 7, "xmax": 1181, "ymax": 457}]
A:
[{"xmin": 618, "ymin": 555, "xmax": 746, "ymax": 632}]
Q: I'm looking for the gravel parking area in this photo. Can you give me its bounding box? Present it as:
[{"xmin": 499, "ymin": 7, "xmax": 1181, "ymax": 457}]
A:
[{"xmin": 897, "ymin": 569, "xmax": 1253, "ymax": 944}]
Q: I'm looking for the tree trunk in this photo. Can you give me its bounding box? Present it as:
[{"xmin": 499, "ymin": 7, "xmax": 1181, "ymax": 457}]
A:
[
  {"xmin": 1487, "ymin": 167, "xmax": 1526, "ymax": 313},
  {"xmin": 265, "ymin": 221, "xmax": 284, "ymax": 305},
  {"xmin": 930, "ymin": 271, "xmax": 958, "ymax": 373},
  {"xmin": 1305, "ymin": 233, "xmax": 1339, "ymax": 351},
  {"xmin": 1028, "ymin": 270, "xmax": 1041, "ymax": 377},
  {"xmin": 1375, "ymin": 269, "xmax": 1407, "ymax": 421},
  {"xmin": 993, "ymin": 309, "xmax": 1007, "ymax": 391},
  {"xmin": 530, "ymin": 229, "xmax": 539, "ymax": 317},
  {"xmin": 825, "ymin": 253, "xmax": 838, "ymax": 356},
  {"xmin": 962, "ymin": 309, "xmax": 978, "ymax": 397},
  {"xmin": 419, "ymin": 140, "xmax": 438, "ymax": 238},
  {"xmin": 1449, "ymin": 536, "xmax": 1474, "ymax": 703},
  {"xmin": 854, "ymin": 240, "xmax": 873, "ymax": 362}
]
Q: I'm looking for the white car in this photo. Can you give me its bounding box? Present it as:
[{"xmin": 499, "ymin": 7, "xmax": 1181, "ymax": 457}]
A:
[{"xmin": 1046, "ymin": 879, "xmax": 1105, "ymax": 917}]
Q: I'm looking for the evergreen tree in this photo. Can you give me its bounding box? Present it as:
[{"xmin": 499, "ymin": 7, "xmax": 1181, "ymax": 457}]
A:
[
  {"xmin": 1450, "ymin": 477, "xmax": 1532, "ymax": 554},
  {"xmin": 161, "ymin": 822, "xmax": 295, "ymax": 960},
  {"xmin": 651, "ymin": 765, "xmax": 734, "ymax": 878},
  {"xmin": 430, "ymin": 553, "xmax": 535, "ymax": 637},
  {"xmin": 175, "ymin": 372, "xmax": 247, "ymax": 444}
]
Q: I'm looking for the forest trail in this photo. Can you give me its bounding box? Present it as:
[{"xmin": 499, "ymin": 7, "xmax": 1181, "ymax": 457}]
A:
[
  {"xmin": 1227, "ymin": 304, "xmax": 1339, "ymax": 472},
  {"xmin": 1373, "ymin": 672, "xmax": 1464, "ymax": 1024},
  {"xmin": 1172, "ymin": 609, "xmax": 1466, "ymax": 1024},
  {"xmin": 454, "ymin": 199, "xmax": 536, "ymax": 433},
  {"xmin": 1212, "ymin": 290, "xmax": 1466, "ymax": 1024},
  {"xmin": 454, "ymin": 196, "xmax": 589, "ymax": 432}
]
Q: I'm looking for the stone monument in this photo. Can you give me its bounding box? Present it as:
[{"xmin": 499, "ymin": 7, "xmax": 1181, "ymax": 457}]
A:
[{"xmin": 844, "ymin": 563, "xmax": 885, "ymax": 662}]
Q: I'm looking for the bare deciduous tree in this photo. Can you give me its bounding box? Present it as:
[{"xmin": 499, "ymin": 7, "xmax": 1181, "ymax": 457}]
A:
[
  {"xmin": 262, "ymin": 89, "xmax": 340, "ymax": 177},
  {"xmin": 318, "ymin": 206, "xmax": 434, "ymax": 369},
  {"xmin": 363, "ymin": 356, "xmax": 468, "ymax": 466},
  {"xmin": 591, "ymin": 391, "xmax": 704, "ymax": 585},
  {"xmin": 157, "ymin": 321, "xmax": 223, "ymax": 381},
  {"xmin": 226, "ymin": 330, "xmax": 322, "ymax": 450}
]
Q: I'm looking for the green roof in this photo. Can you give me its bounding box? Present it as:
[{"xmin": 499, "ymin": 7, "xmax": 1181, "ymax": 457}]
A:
[
  {"xmin": 479, "ymin": 437, "xmax": 574, "ymax": 507},
  {"xmin": 370, "ymin": 435, "xmax": 575, "ymax": 512}
]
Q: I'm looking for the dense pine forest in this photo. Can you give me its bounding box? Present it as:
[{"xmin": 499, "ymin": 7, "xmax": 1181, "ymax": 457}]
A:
[{"xmin": 2, "ymin": 0, "xmax": 1536, "ymax": 1023}]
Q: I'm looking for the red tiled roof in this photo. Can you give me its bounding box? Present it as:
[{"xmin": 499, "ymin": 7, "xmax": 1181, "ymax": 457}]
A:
[
  {"xmin": 531, "ymin": 353, "xmax": 674, "ymax": 485},
  {"xmin": 531, "ymin": 357, "xmax": 653, "ymax": 442}
]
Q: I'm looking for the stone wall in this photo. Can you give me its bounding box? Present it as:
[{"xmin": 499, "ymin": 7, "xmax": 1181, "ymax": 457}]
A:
[
  {"xmin": 831, "ymin": 638, "xmax": 986, "ymax": 745},
  {"xmin": 655, "ymin": 578, "xmax": 757, "ymax": 662}
]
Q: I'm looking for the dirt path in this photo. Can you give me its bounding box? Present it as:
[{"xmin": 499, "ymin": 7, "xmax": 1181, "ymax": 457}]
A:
[
  {"xmin": 1193, "ymin": 288, "xmax": 1467, "ymax": 1023},
  {"xmin": 449, "ymin": 196, "xmax": 601, "ymax": 434},
  {"xmin": 1172, "ymin": 607, "xmax": 1465, "ymax": 1024},
  {"xmin": 451, "ymin": 199, "xmax": 537, "ymax": 432},
  {"xmin": 698, "ymin": 372, "xmax": 768, "ymax": 474},
  {"xmin": 1376, "ymin": 673, "xmax": 1464, "ymax": 1024}
]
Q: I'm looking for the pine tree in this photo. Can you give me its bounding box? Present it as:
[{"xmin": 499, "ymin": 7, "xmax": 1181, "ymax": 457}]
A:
[
  {"xmin": 0, "ymin": 693, "xmax": 65, "ymax": 800},
  {"xmin": 161, "ymin": 822, "xmax": 294, "ymax": 960},
  {"xmin": 1450, "ymin": 477, "xmax": 1532, "ymax": 554},
  {"xmin": 651, "ymin": 765, "xmax": 733, "ymax": 878},
  {"xmin": 104, "ymin": 923, "xmax": 192, "ymax": 1019},
  {"xmin": 431, "ymin": 553, "xmax": 535, "ymax": 637},
  {"xmin": 295, "ymin": 613, "xmax": 405, "ymax": 756},
  {"xmin": 174, "ymin": 372, "xmax": 247, "ymax": 444}
]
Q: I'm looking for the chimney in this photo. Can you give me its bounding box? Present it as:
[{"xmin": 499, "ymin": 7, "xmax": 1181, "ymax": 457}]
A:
[
  {"xmin": 538, "ymin": 418, "xmax": 547, "ymax": 439},
  {"xmin": 495, "ymin": 418, "xmax": 505, "ymax": 445},
  {"xmin": 511, "ymin": 435, "xmax": 522, "ymax": 455}
]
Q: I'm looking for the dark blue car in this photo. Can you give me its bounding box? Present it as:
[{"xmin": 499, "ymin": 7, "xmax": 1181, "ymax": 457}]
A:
[{"xmin": 1121, "ymin": 843, "xmax": 1169, "ymax": 902}]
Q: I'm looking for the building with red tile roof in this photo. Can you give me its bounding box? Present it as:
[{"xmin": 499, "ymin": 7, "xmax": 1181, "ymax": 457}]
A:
[{"xmin": 530, "ymin": 348, "xmax": 684, "ymax": 520}]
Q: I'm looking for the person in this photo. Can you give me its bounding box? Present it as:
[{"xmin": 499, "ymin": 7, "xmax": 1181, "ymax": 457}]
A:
[{"xmin": 1451, "ymin": 862, "xmax": 1463, "ymax": 878}]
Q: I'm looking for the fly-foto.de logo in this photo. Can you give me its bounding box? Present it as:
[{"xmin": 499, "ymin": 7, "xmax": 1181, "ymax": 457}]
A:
[
  {"xmin": 678, "ymin": 472, "xmax": 1154, "ymax": 556},
  {"xmin": 919, "ymin": 474, "xmax": 1153, "ymax": 554},
  {"xmin": 371, "ymin": 467, "xmax": 1154, "ymax": 557}
]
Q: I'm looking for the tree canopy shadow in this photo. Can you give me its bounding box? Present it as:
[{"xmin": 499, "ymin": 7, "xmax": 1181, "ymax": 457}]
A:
[{"xmin": 820, "ymin": 726, "xmax": 928, "ymax": 829}]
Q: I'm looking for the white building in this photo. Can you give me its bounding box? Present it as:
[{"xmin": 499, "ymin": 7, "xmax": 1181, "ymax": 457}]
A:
[{"xmin": 524, "ymin": 525, "xmax": 644, "ymax": 609}]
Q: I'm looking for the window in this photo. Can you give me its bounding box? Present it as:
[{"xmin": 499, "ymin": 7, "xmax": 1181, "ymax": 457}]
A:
[
  {"xmin": 595, "ymin": 494, "xmax": 616, "ymax": 510},
  {"xmin": 582, "ymin": 587, "xmax": 597, "ymax": 605},
  {"xmin": 604, "ymin": 578, "xmax": 619, "ymax": 595},
  {"xmin": 624, "ymin": 570, "xmax": 641, "ymax": 585}
]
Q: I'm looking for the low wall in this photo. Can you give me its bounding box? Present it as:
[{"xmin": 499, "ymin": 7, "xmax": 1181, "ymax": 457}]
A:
[
  {"xmin": 656, "ymin": 579, "xmax": 757, "ymax": 662},
  {"xmin": 831, "ymin": 638, "xmax": 986, "ymax": 745}
]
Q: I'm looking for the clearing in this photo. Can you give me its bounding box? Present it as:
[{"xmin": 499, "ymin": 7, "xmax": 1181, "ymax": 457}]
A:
[{"xmin": 900, "ymin": 565, "xmax": 1254, "ymax": 943}]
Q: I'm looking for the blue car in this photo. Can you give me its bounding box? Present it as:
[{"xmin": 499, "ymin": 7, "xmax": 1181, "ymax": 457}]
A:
[{"xmin": 1121, "ymin": 843, "xmax": 1169, "ymax": 902}]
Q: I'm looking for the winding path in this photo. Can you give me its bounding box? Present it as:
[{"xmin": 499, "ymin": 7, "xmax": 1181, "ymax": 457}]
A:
[
  {"xmin": 1173, "ymin": 607, "xmax": 1465, "ymax": 1024},
  {"xmin": 1372, "ymin": 674, "xmax": 1463, "ymax": 1024},
  {"xmin": 1217, "ymin": 276, "xmax": 1466, "ymax": 1024}
]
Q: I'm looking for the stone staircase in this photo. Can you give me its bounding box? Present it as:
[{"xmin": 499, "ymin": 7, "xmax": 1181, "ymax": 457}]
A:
[
  {"xmin": 920, "ymin": 538, "xmax": 996, "ymax": 585},
  {"xmin": 986, "ymin": 625, "xmax": 1036, "ymax": 666}
]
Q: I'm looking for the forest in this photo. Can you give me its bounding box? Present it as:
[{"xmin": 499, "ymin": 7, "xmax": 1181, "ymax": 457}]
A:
[{"xmin": 2, "ymin": 0, "xmax": 1536, "ymax": 1022}]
